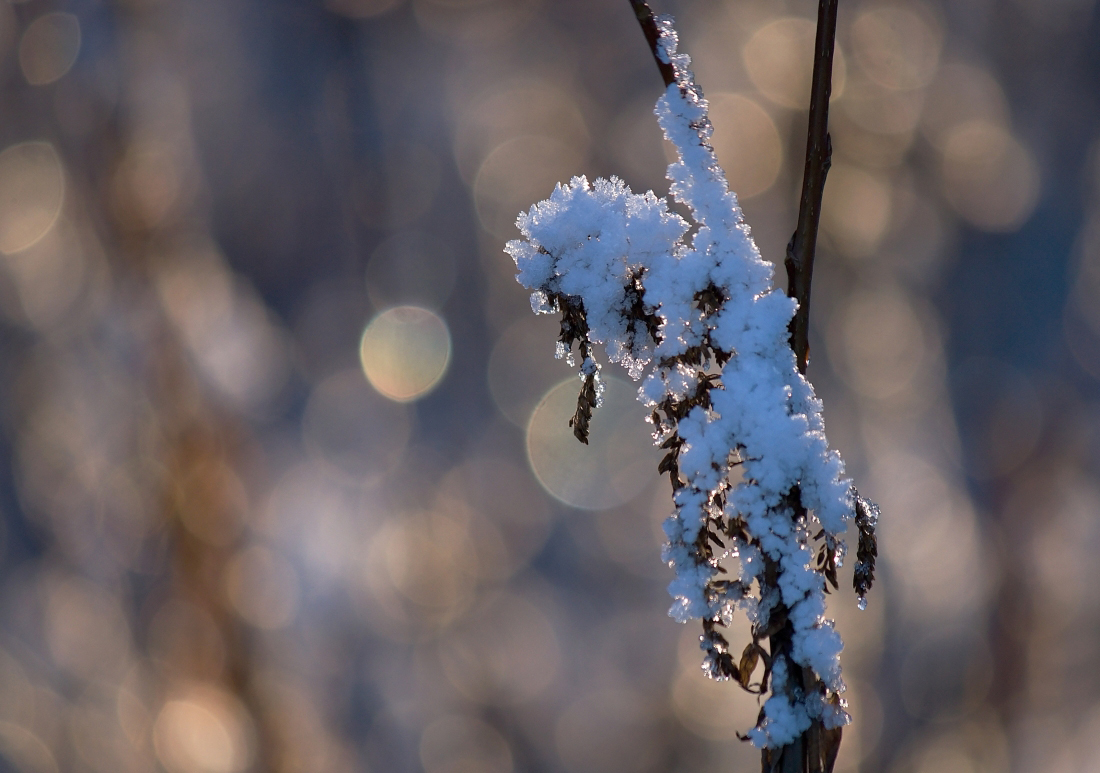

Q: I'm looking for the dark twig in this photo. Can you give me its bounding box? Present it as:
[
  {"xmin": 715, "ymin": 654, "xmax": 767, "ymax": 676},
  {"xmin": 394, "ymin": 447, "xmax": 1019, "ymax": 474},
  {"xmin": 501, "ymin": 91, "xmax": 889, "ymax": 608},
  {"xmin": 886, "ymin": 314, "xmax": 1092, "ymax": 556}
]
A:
[
  {"xmin": 628, "ymin": 0, "xmax": 676, "ymax": 89},
  {"xmin": 769, "ymin": 3, "xmax": 843, "ymax": 770},
  {"xmin": 785, "ymin": 0, "xmax": 839, "ymax": 375}
]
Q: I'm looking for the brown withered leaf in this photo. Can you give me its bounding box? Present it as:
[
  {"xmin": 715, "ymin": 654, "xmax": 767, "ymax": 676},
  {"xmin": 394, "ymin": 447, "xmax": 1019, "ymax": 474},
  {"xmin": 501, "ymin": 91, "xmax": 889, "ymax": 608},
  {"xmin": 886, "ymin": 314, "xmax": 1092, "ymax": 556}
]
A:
[
  {"xmin": 657, "ymin": 451, "xmax": 676, "ymax": 474},
  {"xmin": 737, "ymin": 642, "xmax": 759, "ymax": 689},
  {"xmin": 853, "ymin": 491, "xmax": 880, "ymax": 604},
  {"xmin": 823, "ymin": 722, "xmax": 843, "ymax": 772},
  {"xmin": 659, "ymin": 433, "xmax": 682, "ymax": 450},
  {"xmin": 568, "ymin": 371, "xmax": 598, "ymax": 444}
]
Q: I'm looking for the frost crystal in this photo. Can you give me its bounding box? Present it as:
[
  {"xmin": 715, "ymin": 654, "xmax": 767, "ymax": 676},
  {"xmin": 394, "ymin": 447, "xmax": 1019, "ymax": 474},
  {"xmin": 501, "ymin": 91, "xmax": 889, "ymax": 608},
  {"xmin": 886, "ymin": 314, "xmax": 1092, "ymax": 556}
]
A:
[{"xmin": 505, "ymin": 13, "xmax": 867, "ymax": 749}]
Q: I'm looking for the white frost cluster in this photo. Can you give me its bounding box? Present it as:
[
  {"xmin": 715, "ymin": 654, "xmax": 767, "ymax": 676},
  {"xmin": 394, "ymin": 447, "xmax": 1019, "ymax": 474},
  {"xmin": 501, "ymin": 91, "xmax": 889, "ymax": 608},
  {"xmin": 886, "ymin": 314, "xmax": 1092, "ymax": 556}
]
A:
[{"xmin": 506, "ymin": 15, "xmax": 853, "ymax": 749}]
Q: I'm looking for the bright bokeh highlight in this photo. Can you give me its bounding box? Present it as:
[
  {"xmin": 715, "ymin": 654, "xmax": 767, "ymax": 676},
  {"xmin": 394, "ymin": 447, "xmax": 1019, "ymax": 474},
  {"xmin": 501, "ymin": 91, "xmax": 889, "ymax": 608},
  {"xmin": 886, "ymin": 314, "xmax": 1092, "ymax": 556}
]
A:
[
  {"xmin": 0, "ymin": 141, "xmax": 64, "ymax": 254},
  {"xmin": 941, "ymin": 120, "xmax": 1040, "ymax": 232},
  {"xmin": 525, "ymin": 376, "xmax": 656, "ymax": 510},
  {"xmin": 153, "ymin": 687, "xmax": 254, "ymax": 773},
  {"xmin": 708, "ymin": 93, "xmax": 783, "ymax": 199},
  {"xmin": 743, "ymin": 17, "xmax": 846, "ymax": 109},
  {"xmin": 18, "ymin": 12, "xmax": 80, "ymax": 86},
  {"xmin": 360, "ymin": 305, "xmax": 451, "ymax": 402}
]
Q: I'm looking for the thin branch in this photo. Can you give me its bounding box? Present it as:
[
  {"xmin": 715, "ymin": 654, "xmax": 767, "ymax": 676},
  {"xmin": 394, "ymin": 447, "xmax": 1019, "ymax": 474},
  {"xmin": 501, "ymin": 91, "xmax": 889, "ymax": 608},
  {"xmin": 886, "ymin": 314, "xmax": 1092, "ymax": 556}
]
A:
[
  {"xmin": 628, "ymin": 0, "xmax": 676, "ymax": 89},
  {"xmin": 785, "ymin": 0, "xmax": 839, "ymax": 375},
  {"xmin": 631, "ymin": 0, "xmax": 836, "ymax": 376},
  {"xmin": 771, "ymin": 4, "xmax": 843, "ymax": 771}
]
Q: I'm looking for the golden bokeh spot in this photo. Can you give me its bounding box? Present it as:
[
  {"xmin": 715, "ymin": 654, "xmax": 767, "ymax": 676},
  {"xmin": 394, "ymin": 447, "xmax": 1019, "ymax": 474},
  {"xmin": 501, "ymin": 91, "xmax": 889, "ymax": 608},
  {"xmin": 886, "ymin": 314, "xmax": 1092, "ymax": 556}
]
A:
[
  {"xmin": 3, "ymin": 219, "xmax": 88, "ymax": 330},
  {"xmin": 18, "ymin": 12, "xmax": 80, "ymax": 86},
  {"xmin": 838, "ymin": 80, "xmax": 925, "ymax": 137},
  {"xmin": 175, "ymin": 460, "xmax": 249, "ymax": 547},
  {"xmin": 526, "ymin": 376, "xmax": 656, "ymax": 510},
  {"xmin": 708, "ymin": 93, "xmax": 783, "ymax": 199},
  {"xmin": 360, "ymin": 305, "xmax": 451, "ymax": 402},
  {"xmin": 743, "ymin": 17, "xmax": 846, "ymax": 109},
  {"xmin": 379, "ymin": 512, "xmax": 476, "ymax": 610},
  {"xmin": 473, "ymin": 135, "xmax": 584, "ymax": 239},
  {"xmin": 112, "ymin": 140, "xmax": 181, "ymax": 229},
  {"xmin": 821, "ymin": 163, "xmax": 893, "ymax": 258},
  {"xmin": 0, "ymin": 142, "xmax": 64, "ymax": 255},
  {"xmin": 850, "ymin": 5, "xmax": 943, "ymax": 91},
  {"xmin": 437, "ymin": 456, "xmax": 555, "ymax": 581},
  {"xmin": 153, "ymin": 687, "xmax": 254, "ymax": 773},
  {"xmin": 941, "ymin": 120, "xmax": 1040, "ymax": 232},
  {"xmin": 361, "ymin": 510, "xmax": 479, "ymax": 635},
  {"xmin": 830, "ymin": 286, "xmax": 926, "ymax": 400},
  {"xmin": 454, "ymin": 79, "xmax": 589, "ymax": 185},
  {"xmin": 921, "ymin": 62, "xmax": 1010, "ymax": 149}
]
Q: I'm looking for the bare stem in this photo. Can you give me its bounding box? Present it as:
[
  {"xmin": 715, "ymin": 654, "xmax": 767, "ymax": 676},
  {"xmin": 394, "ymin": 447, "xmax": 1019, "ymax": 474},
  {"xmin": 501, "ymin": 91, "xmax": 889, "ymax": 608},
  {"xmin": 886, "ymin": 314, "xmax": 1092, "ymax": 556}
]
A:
[
  {"xmin": 769, "ymin": 3, "xmax": 842, "ymax": 770},
  {"xmin": 785, "ymin": 0, "xmax": 838, "ymax": 376},
  {"xmin": 768, "ymin": 3, "xmax": 842, "ymax": 770},
  {"xmin": 628, "ymin": 0, "xmax": 676, "ymax": 88}
]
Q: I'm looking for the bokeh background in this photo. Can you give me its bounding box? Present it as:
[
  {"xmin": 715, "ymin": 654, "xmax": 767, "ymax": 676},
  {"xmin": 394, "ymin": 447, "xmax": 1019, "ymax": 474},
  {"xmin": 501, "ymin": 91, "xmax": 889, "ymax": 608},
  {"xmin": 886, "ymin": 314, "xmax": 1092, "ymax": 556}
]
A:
[{"xmin": 0, "ymin": 0, "xmax": 1096, "ymax": 771}]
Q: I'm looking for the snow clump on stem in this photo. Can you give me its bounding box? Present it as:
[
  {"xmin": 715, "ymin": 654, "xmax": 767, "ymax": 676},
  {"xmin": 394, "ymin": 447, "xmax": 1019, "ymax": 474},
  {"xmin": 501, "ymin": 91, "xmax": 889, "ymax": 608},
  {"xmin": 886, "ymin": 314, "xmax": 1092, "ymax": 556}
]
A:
[{"xmin": 505, "ymin": 14, "xmax": 870, "ymax": 749}]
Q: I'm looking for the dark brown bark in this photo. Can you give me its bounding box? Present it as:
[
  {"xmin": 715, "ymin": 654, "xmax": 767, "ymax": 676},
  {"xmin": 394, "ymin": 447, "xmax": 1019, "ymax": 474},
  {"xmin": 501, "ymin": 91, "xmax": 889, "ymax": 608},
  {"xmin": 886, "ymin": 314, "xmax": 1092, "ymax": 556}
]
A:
[
  {"xmin": 628, "ymin": 0, "xmax": 677, "ymax": 89},
  {"xmin": 770, "ymin": 2, "xmax": 842, "ymax": 769},
  {"xmin": 785, "ymin": 0, "xmax": 839, "ymax": 376}
]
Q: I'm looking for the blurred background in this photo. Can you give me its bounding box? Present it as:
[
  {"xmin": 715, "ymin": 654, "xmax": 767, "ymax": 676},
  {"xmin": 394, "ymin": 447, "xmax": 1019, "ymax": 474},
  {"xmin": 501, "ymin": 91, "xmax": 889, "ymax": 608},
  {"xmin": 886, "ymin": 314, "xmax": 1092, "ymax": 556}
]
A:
[{"xmin": 0, "ymin": 0, "xmax": 1095, "ymax": 771}]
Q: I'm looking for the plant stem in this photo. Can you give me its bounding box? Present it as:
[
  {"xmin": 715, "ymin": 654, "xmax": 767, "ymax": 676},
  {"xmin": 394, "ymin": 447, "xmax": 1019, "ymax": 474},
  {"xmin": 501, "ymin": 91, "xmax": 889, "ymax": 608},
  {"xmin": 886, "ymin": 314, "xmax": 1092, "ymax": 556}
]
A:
[
  {"xmin": 628, "ymin": 0, "xmax": 676, "ymax": 89},
  {"xmin": 628, "ymin": 3, "xmax": 843, "ymax": 770},
  {"xmin": 769, "ymin": 3, "xmax": 841, "ymax": 770},
  {"xmin": 785, "ymin": 0, "xmax": 838, "ymax": 376}
]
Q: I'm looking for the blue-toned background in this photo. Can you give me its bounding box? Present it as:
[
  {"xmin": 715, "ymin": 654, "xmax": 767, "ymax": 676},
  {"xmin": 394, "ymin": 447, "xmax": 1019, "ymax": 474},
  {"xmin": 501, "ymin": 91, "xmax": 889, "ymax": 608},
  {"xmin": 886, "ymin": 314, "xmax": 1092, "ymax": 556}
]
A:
[{"xmin": 0, "ymin": 0, "xmax": 1096, "ymax": 771}]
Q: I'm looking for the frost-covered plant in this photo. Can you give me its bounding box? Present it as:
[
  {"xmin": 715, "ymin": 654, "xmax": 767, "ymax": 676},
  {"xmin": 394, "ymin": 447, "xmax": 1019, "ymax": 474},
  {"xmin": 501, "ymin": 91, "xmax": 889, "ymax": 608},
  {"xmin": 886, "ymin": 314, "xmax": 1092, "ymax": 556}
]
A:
[{"xmin": 505, "ymin": 6, "xmax": 877, "ymax": 771}]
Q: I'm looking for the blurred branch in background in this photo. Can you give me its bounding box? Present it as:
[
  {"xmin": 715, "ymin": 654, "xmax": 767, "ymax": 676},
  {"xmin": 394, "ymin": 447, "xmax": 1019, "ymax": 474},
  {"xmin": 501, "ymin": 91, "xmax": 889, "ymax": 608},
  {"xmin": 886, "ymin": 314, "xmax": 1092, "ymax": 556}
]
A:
[
  {"xmin": 0, "ymin": 1, "xmax": 1095, "ymax": 773},
  {"xmin": 0, "ymin": 1, "xmax": 342, "ymax": 771}
]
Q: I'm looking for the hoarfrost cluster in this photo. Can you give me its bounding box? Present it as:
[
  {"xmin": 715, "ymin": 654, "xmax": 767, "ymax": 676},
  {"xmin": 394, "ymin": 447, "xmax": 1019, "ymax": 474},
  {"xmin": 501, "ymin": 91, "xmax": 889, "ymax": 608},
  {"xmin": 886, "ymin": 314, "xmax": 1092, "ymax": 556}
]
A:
[{"xmin": 505, "ymin": 15, "xmax": 876, "ymax": 749}]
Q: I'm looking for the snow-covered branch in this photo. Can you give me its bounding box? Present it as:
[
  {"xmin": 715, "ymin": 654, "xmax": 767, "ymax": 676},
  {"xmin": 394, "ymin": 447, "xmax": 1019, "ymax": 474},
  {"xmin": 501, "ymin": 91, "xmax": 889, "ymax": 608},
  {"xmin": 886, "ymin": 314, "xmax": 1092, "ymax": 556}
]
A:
[{"xmin": 505, "ymin": 7, "xmax": 877, "ymax": 765}]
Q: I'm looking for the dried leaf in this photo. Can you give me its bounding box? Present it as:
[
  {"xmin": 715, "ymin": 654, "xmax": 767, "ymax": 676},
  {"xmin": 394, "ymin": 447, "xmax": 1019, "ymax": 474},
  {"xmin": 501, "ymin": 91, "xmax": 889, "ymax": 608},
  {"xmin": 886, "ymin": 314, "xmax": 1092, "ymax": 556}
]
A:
[
  {"xmin": 660, "ymin": 434, "xmax": 681, "ymax": 449},
  {"xmin": 737, "ymin": 642, "xmax": 759, "ymax": 688},
  {"xmin": 852, "ymin": 491, "xmax": 880, "ymax": 604},
  {"xmin": 658, "ymin": 452, "xmax": 676, "ymax": 474}
]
